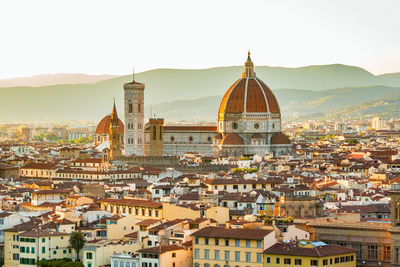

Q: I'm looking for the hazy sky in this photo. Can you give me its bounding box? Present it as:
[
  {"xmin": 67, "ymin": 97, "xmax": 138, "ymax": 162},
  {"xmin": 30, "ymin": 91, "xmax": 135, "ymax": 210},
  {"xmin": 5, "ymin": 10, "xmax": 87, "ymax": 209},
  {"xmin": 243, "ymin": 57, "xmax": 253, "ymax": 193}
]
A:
[{"xmin": 0, "ymin": 0, "xmax": 399, "ymax": 79}]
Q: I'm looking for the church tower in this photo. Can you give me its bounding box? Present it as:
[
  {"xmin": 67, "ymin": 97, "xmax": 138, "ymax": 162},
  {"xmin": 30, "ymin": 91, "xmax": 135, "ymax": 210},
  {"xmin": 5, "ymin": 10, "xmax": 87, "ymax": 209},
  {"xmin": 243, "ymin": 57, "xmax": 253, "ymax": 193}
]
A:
[
  {"xmin": 109, "ymin": 100, "xmax": 122, "ymax": 160},
  {"xmin": 124, "ymin": 70, "xmax": 145, "ymax": 156}
]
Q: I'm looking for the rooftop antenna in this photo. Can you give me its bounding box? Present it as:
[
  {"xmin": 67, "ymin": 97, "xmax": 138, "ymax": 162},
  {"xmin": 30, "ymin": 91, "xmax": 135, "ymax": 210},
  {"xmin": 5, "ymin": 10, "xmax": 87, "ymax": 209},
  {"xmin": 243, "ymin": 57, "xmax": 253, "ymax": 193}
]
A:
[{"xmin": 132, "ymin": 66, "xmax": 135, "ymax": 82}]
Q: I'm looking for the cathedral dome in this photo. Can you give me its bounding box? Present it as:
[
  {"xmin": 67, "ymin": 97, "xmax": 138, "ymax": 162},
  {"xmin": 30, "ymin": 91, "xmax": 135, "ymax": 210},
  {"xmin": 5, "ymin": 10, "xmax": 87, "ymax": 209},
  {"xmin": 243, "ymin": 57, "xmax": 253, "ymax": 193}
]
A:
[
  {"xmin": 221, "ymin": 133, "xmax": 244, "ymax": 145},
  {"xmin": 218, "ymin": 52, "xmax": 280, "ymax": 118},
  {"xmin": 95, "ymin": 115, "xmax": 124, "ymax": 135},
  {"xmin": 271, "ymin": 132, "xmax": 290, "ymax": 145}
]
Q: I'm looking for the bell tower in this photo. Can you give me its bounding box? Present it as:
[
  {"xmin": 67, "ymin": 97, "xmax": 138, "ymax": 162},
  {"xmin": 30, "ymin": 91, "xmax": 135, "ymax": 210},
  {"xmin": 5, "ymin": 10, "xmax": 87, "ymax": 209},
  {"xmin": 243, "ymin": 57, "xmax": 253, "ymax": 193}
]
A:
[
  {"xmin": 109, "ymin": 100, "xmax": 121, "ymax": 160},
  {"xmin": 124, "ymin": 69, "xmax": 145, "ymax": 156}
]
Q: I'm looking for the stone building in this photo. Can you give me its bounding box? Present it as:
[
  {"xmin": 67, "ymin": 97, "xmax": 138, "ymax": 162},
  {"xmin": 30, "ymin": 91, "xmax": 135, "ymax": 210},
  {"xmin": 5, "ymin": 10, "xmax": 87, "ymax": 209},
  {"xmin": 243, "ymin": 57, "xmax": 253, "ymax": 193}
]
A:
[
  {"xmin": 142, "ymin": 52, "xmax": 291, "ymax": 157},
  {"xmin": 94, "ymin": 52, "xmax": 292, "ymax": 158}
]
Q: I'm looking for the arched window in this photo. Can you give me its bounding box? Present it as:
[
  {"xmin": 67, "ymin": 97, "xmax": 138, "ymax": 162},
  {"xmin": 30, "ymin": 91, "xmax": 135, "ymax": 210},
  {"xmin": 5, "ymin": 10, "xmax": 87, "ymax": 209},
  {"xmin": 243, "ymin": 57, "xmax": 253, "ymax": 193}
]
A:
[
  {"xmin": 113, "ymin": 261, "xmax": 118, "ymax": 267},
  {"xmin": 120, "ymin": 262, "xmax": 124, "ymax": 267},
  {"xmin": 170, "ymin": 136, "xmax": 175, "ymax": 142},
  {"xmin": 128, "ymin": 100, "xmax": 133, "ymax": 113},
  {"xmin": 189, "ymin": 136, "xmax": 193, "ymax": 142},
  {"xmin": 126, "ymin": 263, "xmax": 130, "ymax": 267}
]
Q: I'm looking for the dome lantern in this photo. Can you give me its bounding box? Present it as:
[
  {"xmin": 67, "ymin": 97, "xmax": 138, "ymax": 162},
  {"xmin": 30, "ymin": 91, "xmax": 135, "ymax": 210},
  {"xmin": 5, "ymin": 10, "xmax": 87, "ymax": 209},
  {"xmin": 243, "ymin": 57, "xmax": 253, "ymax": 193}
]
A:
[{"xmin": 242, "ymin": 51, "xmax": 256, "ymax": 78}]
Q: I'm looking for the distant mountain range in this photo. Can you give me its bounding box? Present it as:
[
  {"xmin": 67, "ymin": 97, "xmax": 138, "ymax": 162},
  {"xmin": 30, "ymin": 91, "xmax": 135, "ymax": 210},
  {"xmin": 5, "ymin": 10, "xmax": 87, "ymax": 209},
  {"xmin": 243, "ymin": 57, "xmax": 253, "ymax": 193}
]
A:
[
  {"xmin": 1, "ymin": 64, "xmax": 400, "ymax": 123},
  {"xmin": 0, "ymin": 73, "xmax": 118, "ymax": 87}
]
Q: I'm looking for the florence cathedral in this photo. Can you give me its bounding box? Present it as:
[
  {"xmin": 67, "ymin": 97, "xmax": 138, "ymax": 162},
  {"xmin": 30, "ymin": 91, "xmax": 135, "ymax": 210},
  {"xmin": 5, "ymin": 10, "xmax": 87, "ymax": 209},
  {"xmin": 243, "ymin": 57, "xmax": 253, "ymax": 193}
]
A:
[{"xmin": 94, "ymin": 52, "xmax": 292, "ymax": 159}]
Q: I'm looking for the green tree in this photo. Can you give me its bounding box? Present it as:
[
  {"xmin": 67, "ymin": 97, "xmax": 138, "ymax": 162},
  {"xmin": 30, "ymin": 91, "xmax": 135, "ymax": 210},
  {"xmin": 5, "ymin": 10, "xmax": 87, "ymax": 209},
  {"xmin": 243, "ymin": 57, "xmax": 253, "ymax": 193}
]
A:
[{"xmin": 69, "ymin": 231, "xmax": 86, "ymax": 262}]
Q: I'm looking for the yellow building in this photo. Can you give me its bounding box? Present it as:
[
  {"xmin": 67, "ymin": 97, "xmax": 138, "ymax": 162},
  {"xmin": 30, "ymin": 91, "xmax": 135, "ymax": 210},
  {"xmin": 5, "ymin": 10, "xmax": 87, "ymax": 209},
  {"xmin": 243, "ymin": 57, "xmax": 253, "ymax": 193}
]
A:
[
  {"xmin": 19, "ymin": 162, "xmax": 57, "ymax": 179},
  {"xmin": 24, "ymin": 180, "xmax": 52, "ymax": 190},
  {"xmin": 65, "ymin": 195, "xmax": 94, "ymax": 208},
  {"xmin": 106, "ymin": 215, "xmax": 141, "ymax": 240},
  {"xmin": 98, "ymin": 198, "xmax": 163, "ymax": 220},
  {"xmin": 98, "ymin": 198, "xmax": 229, "ymax": 224},
  {"xmin": 4, "ymin": 228, "xmax": 73, "ymax": 267},
  {"xmin": 191, "ymin": 226, "xmax": 274, "ymax": 267},
  {"xmin": 138, "ymin": 244, "xmax": 192, "ymax": 267},
  {"xmin": 263, "ymin": 241, "xmax": 356, "ymax": 267},
  {"xmin": 82, "ymin": 240, "xmax": 139, "ymax": 267}
]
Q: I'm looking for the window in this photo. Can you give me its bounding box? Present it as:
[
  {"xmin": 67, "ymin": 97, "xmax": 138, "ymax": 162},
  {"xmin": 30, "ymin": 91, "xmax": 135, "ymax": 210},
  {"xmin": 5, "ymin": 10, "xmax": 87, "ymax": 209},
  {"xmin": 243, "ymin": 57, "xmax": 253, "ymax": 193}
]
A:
[
  {"xmin": 235, "ymin": 240, "xmax": 240, "ymax": 247},
  {"xmin": 195, "ymin": 237, "xmax": 199, "ymax": 244},
  {"xmin": 194, "ymin": 249, "xmax": 199, "ymax": 259},
  {"xmin": 233, "ymin": 185, "xmax": 238, "ymax": 190},
  {"xmin": 257, "ymin": 241, "xmax": 261, "ymax": 248},
  {"xmin": 284, "ymin": 258, "xmax": 291, "ymax": 265},
  {"xmin": 63, "ymin": 249, "xmax": 66, "ymax": 254},
  {"xmin": 87, "ymin": 252, "xmax": 93, "ymax": 260},
  {"xmin": 311, "ymin": 259, "xmax": 318, "ymax": 266},
  {"xmin": 257, "ymin": 253, "xmax": 262, "ymax": 263},
  {"xmin": 246, "ymin": 252, "xmax": 251, "ymax": 262},
  {"xmin": 172, "ymin": 253, "xmax": 176, "ymax": 258},
  {"xmin": 31, "ymin": 247, "xmax": 35, "ymax": 253},
  {"xmin": 225, "ymin": 239, "xmax": 229, "ymax": 246},
  {"xmin": 215, "ymin": 238, "xmax": 219, "ymax": 245},
  {"xmin": 42, "ymin": 247, "xmax": 45, "ymax": 253},
  {"xmin": 128, "ymin": 101, "xmax": 133, "ymax": 113},
  {"xmin": 235, "ymin": 251, "xmax": 240, "ymax": 262},
  {"xmin": 335, "ymin": 257, "xmax": 339, "ymax": 264},
  {"xmin": 205, "ymin": 238, "xmax": 209, "ymax": 245},
  {"xmin": 53, "ymin": 250, "xmax": 56, "ymax": 255},
  {"xmin": 276, "ymin": 257, "xmax": 280, "ymax": 264},
  {"xmin": 384, "ymin": 246, "xmax": 390, "ymax": 261},
  {"xmin": 266, "ymin": 256, "xmax": 271, "ymax": 263},
  {"xmin": 352, "ymin": 243, "xmax": 362, "ymax": 258},
  {"xmin": 215, "ymin": 250, "xmax": 220, "ymax": 260},
  {"xmin": 246, "ymin": 240, "xmax": 250, "ymax": 248},
  {"xmin": 20, "ymin": 247, "xmax": 25, "ymax": 253},
  {"xmin": 323, "ymin": 259, "xmax": 328, "ymax": 266},
  {"xmin": 368, "ymin": 245, "xmax": 378, "ymax": 260},
  {"xmin": 224, "ymin": 251, "xmax": 230, "ymax": 261},
  {"xmin": 189, "ymin": 136, "xmax": 193, "ymax": 142},
  {"xmin": 205, "ymin": 249, "xmax": 209, "ymax": 260},
  {"xmin": 295, "ymin": 259, "xmax": 302, "ymax": 265}
]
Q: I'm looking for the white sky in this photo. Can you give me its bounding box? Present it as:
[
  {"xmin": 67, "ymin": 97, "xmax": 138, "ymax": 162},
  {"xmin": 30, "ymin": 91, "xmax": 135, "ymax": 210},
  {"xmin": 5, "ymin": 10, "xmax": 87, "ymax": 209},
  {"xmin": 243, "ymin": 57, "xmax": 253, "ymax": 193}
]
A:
[{"xmin": 0, "ymin": 0, "xmax": 399, "ymax": 79}]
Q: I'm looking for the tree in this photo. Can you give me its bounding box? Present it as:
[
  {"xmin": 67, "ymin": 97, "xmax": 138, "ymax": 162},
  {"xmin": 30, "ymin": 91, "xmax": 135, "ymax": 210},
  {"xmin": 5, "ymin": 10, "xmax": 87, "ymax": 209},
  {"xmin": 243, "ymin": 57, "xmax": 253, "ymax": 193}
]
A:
[{"xmin": 69, "ymin": 231, "xmax": 86, "ymax": 262}]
